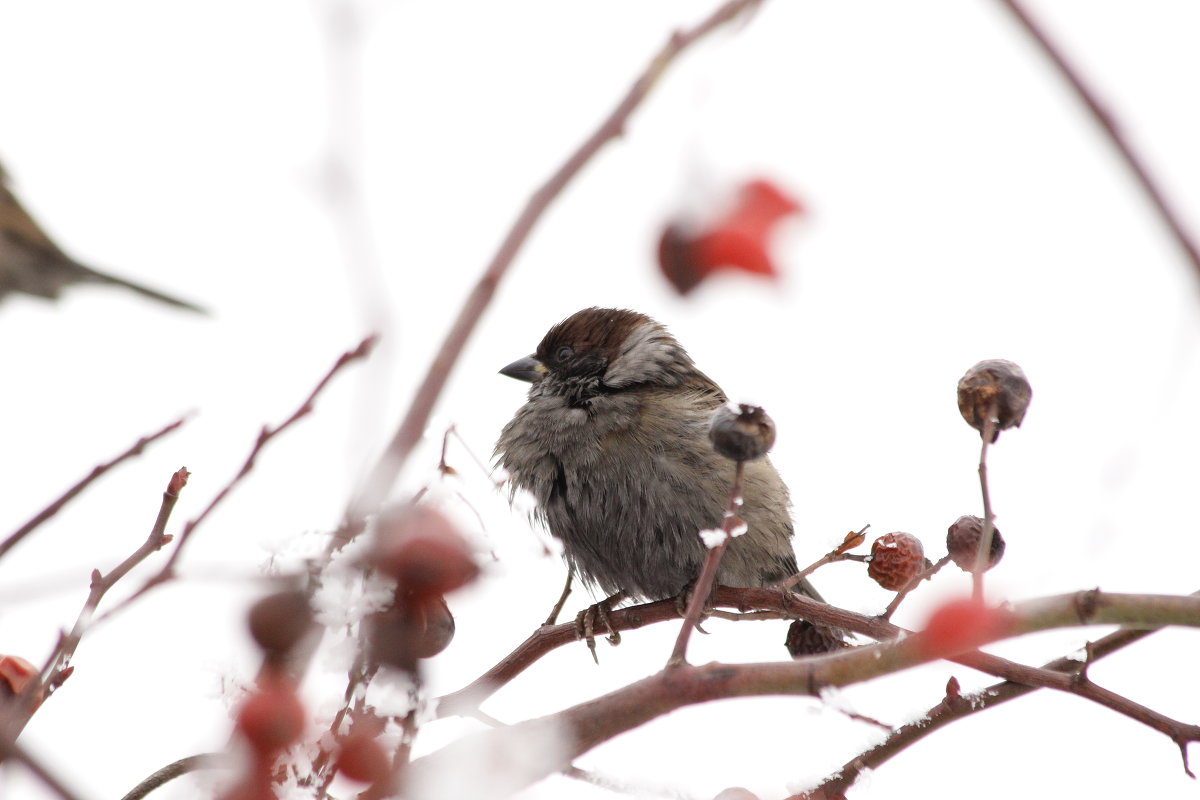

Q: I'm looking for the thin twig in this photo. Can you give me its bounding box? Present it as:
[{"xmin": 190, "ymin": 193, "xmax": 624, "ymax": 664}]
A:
[
  {"xmin": 779, "ymin": 525, "xmax": 871, "ymax": 592},
  {"xmin": 996, "ymin": 0, "xmax": 1200, "ymax": 288},
  {"xmin": 105, "ymin": 336, "xmax": 376, "ymax": 615},
  {"xmin": 42, "ymin": 467, "xmax": 191, "ymax": 696},
  {"xmin": 0, "ymin": 742, "xmax": 87, "ymax": 800},
  {"xmin": 883, "ymin": 555, "xmax": 952, "ymax": 620},
  {"xmin": 545, "ymin": 564, "xmax": 575, "ymax": 626},
  {"xmin": 668, "ymin": 460, "xmax": 745, "ymax": 666},
  {"xmin": 0, "ymin": 417, "xmax": 187, "ymax": 562},
  {"xmin": 342, "ymin": 0, "xmax": 765, "ymax": 530},
  {"xmin": 119, "ymin": 753, "xmax": 226, "ymax": 800},
  {"xmin": 801, "ymin": 619, "xmax": 1188, "ymax": 798}
]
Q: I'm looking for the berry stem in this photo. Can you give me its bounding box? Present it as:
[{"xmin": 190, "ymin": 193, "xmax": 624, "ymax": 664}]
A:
[{"xmin": 972, "ymin": 403, "xmax": 1000, "ymax": 599}]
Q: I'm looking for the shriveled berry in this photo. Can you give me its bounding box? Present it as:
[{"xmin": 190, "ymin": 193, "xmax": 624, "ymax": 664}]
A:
[
  {"xmin": 785, "ymin": 620, "xmax": 845, "ymax": 657},
  {"xmin": 957, "ymin": 359, "xmax": 1032, "ymax": 442},
  {"xmin": 374, "ymin": 505, "xmax": 479, "ymax": 596},
  {"xmin": 868, "ymin": 532, "xmax": 925, "ymax": 591},
  {"xmin": 709, "ymin": 403, "xmax": 776, "ymax": 462},
  {"xmin": 247, "ymin": 589, "xmax": 315, "ymax": 658},
  {"xmin": 946, "ymin": 515, "xmax": 1005, "ymax": 573},
  {"xmin": 368, "ymin": 593, "xmax": 456, "ymax": 670}
]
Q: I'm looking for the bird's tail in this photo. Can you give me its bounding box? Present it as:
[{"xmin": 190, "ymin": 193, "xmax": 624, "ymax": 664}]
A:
[{"xmin": 79, "ymin": 262, "xmax": 206, "ymax": 313}]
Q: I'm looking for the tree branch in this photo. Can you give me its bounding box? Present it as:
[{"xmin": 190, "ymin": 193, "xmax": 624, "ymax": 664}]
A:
[
  {"xmin": 0, "ymin": 417, "xmax": 187, "ymax": 563},
  {"xmin": 411, "ymin": 590, "xmax": 1200, "ymax": 796},
  {"xmin": 996, "ymin": 0, "xmax": 1200, "ymax": 288},
  {"xmin": 341, "ymin": 0, "xmax": 765, "ymax": 531}
]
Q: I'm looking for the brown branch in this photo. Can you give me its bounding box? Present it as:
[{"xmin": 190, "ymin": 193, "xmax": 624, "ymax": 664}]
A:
[
  {"xmin": 996, "ymin": 0, "xmax": 1200, "ymax": 287},
  {"xmin": 118, "ymin": 753, "xmax": 226, "ymax": 800},
  {"xmin": 0, "ymin": 417, "xmax": 187, "ymax": 563},
  {"xmin": 106, "ymin": 335, "xmax": 376, "ymax": 614},
  {"xmin": 668, "ymin": 461, "xmax": 745, "ymax": 666},
  {"xmin": 40, "ymin": 466, "xmax": 192, "ymax": 699},
  {"xmin": 803, "ymin": 618, "xmax": 1192, "ymax": 798},
  {"xmin": 342, "ymin": 0, "xmax": 765, "ymax": 529},
  {"xmin": 882, "ymin": 554, "xmax": 951, "ymax": 620},
  {"xmin": 410, "ymin": 590, "xmax": 1200, "ymax": 796},
  {"xmin": 0, "ymin": 741, "xmax": 87, "ymax": 800},
  {"xmin": 436, "ymin": 587, "xmax": 1200, "ymax": 721}
]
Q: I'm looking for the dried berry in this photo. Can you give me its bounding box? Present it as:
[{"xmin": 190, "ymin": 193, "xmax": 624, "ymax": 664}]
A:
[
  {"xmin": 709, "ymin": 403, "xmax": 776, "ymax": 462},
  {"xmin": 957, "ymin": 359, "xmax": 1032, "ymax": 442},
  {"xmin": 368, "ymin": 593, "xmax": 456, "ymax": 670},
  {"xmin": 868, "ymin": 532, "xmax": 925, "ymax": 591},
  {"xmin": 247, "ymin": 589, "xmax": 315, "ymax": 658},
  {"xmin": 785, "ymin": 619, "xmax": 845, "ymax": 657},
  {"xmin": 946, "ymin": 515, "xmax": 1005, "ymax": 573},
  {"xmin": 373, "ymin": 505, "xmax": 479, "ymax": 596}
]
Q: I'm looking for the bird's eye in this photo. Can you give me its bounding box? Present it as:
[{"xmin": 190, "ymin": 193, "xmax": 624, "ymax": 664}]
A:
[{"xmin": 556, "ymin": 346, "xmax": 574, "ymax": 362}]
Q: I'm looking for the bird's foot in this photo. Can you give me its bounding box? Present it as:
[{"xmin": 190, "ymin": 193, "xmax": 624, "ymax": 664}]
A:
[
  {"xmin": 574, "ymin": 592, "xmax": 626, "ymax": 664},
  {"xmin": 673, "ymin": 583, "xmax": 712, "ymax": 634}
]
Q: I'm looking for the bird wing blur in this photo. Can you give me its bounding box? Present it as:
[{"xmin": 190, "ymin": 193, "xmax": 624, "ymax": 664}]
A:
[
  {"xmin": 0, "ymin": 162, "xmax": 204, "ymax": 312},
  {"xmin": 496, "ymin": 307, "xmax": 824, "ymax": 604}
]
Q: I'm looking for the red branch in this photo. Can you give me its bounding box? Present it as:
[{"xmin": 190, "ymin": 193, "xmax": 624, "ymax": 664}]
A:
[{"xmin": 0, "ymin": 417, "xmax": 187, "ymax": 562}]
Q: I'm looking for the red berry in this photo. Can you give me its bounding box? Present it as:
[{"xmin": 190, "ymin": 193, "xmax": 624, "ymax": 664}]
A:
[
  {"xmin": 374, "ymin": 506, "xmax": 479, "ymax": 596},
  {"xmin": 336, "ymin": 731, "xmax": 391, "ymax": 784},
  {"xmin": 920, "ymin": 597, "xmax": 1014, "ymax": 659},
  {"xmin": 657, "ymin": 178, "xmax": 802, "ymax": 295},
  {"xmin": 867, "ymin": 532, "xmax": 926, "ymax": 591},
  {"xmin": 235, "ymin": 677, "xmax": 306, "ymax": 754}
]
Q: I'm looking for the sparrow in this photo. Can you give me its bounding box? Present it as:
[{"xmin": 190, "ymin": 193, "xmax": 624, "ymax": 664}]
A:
[
  {"xmin": 0, "ymin": 161, "xmax": 203, "ymax": 312},
  {"xmin": 495, "ymin": 307, "xmax": 826, "ymax": 615}
]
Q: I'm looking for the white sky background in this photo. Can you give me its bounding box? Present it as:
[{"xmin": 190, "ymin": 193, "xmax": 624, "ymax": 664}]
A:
[{"xmin": 1, "ymin": 1, "xmax": 1199, "ymax": 798}]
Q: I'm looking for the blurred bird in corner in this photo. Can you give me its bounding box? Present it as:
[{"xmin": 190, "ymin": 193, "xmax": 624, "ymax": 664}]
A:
[{"xmin": 0, "ymin": 161, "xmax": 204, "ymax": 313}]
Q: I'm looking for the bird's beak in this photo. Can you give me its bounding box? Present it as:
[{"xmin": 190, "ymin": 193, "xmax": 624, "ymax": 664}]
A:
[{"xmin": 500, "ymin": 355, "xmax": 547, "ymax": 383}]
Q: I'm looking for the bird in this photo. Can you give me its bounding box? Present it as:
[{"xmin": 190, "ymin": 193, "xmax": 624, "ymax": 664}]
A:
[
  {"xmin": 0, "ymin": 161, "xmax": 203, "ymax": 312},
  {"xmin": 495, "ymin": 307, "xmax": 828, "ymax": 631}
]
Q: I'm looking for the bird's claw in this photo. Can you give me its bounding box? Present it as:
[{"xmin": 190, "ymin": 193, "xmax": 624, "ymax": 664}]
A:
[
  {"xmin": 574, "ymin": 594, "xmax": 623, "ymax": 663},
  {"xmin": 673, "ymin": 583, "xmax": 712, "ymax": 634}
]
